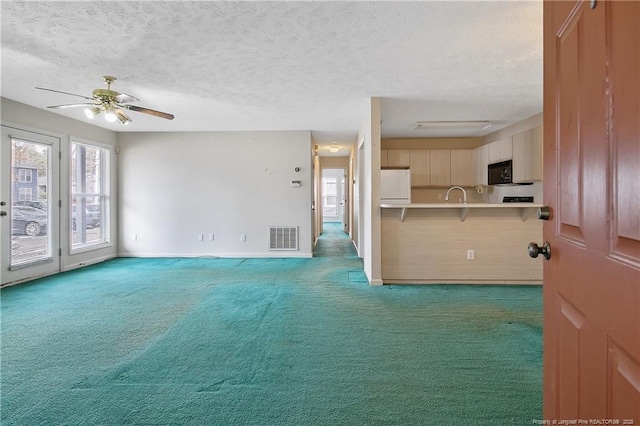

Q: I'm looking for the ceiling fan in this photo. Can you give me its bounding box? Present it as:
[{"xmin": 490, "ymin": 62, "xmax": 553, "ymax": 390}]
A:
[{"xmin": 36, "ymin": 76, "xmax": 174, "ymax": 125}]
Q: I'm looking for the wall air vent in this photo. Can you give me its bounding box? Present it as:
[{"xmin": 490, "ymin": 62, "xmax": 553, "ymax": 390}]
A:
[{"xmin": 269, "ymin": 226, "xmax": 299, "ymax": 251}]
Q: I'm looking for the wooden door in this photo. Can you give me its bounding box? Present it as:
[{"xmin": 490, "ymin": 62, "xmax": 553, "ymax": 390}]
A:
[{"xmin": 544, "ymin": 0, "xmax": 639, "ymax": 422}]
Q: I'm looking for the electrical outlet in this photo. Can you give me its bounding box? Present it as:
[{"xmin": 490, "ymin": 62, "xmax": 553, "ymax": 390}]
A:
[
  {"xmin": 240, "ymin": 234, "xmax": 246, "ymax": 242},
  {"xmin": 132, "ymin": 233, "xmax": 138, "ymax": 241},
  {"xmin": 467, "ymin": 249, "xmax": 475, "ymax": 260},
  {"xmin": 437, "ymin": 193, "xmax": 443, "ymax": 200},
  {"xmin": 209, "ymin": 233, "xmax": 214, "ymax": 241},
  {"xmin": 197, "ymin": 234, "xmax": 204, "ymax": 241}
]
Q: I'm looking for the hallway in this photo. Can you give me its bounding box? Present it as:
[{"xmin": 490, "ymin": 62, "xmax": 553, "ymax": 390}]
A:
[{"xmin": 313, "ymin": 222, "xmax": 358, "ymax": 258}]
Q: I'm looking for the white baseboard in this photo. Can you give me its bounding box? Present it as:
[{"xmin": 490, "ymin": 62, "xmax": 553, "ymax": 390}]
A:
[
  {"xmin": 352, "ymin": 240, "xmax": 362, "ymax": 258},
  {"xmin": 118, "ymin": 252, "xmax": 313, "ymax": 259}
]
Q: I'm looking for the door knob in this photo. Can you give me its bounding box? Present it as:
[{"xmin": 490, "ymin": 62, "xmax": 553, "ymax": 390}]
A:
[
  {"xmin": 537, "ymin": 206, "xmax": 552, "ymax": 220},
  {"xmin": 528, "ymin": 242, "xmax": 551, "ymax": 260}
]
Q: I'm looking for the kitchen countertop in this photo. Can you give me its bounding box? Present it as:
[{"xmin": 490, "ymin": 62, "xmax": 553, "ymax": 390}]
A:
[
  {"xmin": 380, "ymin": 202, "xmax": 542, "ymax": 208},
  {"xmin": 380, "ymin": 202, "xmax": 543, "ymax": 221}
]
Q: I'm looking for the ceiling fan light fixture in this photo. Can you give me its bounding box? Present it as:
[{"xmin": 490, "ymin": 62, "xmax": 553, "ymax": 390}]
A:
[
  {"xmin": 329, "ymin": 145, "xmax": 340, "ymax": 153},
  {"xmin": 115, "ymin": 109, "xmax": 132, "ymax": 125},
  {"xmin": 415, "ymin": 120, "xmax": 492, "ymax": 130},
  {"xmin": 38, "ymin": 76, "xmax": 175, "ymax": 125},
  {"xmin": 84, "ymin": 106, "xmax": 101, "ymax": 119},
  {"xmin": 104, "ymin": 109, "xmax": 118, "ymax": 123}
]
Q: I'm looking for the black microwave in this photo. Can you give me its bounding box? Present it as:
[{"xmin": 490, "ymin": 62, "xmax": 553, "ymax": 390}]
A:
[
  {"xmin": 488, "ymin": 160, "xmax": 532, "ymax": 186},
  {"xmin": 488, "ymin": 160, "xmax": 514, "ymax": 186}
]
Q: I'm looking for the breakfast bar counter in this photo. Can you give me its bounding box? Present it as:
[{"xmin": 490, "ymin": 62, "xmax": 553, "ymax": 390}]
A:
[
  {"xmin": 380, "ymin": 203, "xmax": 543, "ymax": 284},
  {"xmin": 380, "ymin": 202, "xmax": 544, "ymax": 222}
]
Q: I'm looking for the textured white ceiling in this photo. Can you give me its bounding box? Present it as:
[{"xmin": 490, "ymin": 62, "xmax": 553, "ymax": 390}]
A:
[{"xmin": 0, "ymin": 1, "xmax": 542, "ymax": 147}]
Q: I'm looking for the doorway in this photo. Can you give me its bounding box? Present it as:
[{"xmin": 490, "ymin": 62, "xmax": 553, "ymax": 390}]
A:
[
  {"xmin": 321, "ymin": 168, "xmax": 347, "ymax": 233},
  {"xmin": 1, "ymin": 126, "xmax": 61, "ymax": 286}
]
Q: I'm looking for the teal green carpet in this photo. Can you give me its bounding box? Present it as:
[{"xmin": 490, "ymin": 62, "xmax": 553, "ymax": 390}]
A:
[{"xmin": 1, "ymin": 223, "xmax": 542, "ymax": 425}]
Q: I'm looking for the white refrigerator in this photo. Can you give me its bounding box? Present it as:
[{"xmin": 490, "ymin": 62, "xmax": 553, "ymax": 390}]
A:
[{"xmin": 380, "ymin": 169, "xmax": 411, "ymax": 204}]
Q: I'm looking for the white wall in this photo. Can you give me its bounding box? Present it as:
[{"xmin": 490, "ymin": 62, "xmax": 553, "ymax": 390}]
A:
[
  {"xmin": 1, "ymin": 98, "xmax": 119, "ymax": 271},
  {"xmin": 357, "ymin": 97, "xmax": 382, "ymax": 285},
  {"xmin": 117, "ymin": 131, "xmax": 313, "ymax": 257}
]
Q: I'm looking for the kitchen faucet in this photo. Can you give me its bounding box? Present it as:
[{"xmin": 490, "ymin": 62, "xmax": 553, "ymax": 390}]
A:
[{"xmin": 445, "ymin": 186, "xmax": 467, "ymax": 204}]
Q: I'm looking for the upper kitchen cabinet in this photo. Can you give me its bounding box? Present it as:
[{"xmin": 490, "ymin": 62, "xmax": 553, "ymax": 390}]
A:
[
  {"xmin": 473, "ymin": 144, "xmax": 490, "ymax": 186},
  {"xmin": 429, "ymin": 150, "xmax": 451, "ymax": 187},
  {"xmin": 489, "ymin": 136, "xmax": 513, "ymax": 163},
  {"xmin": 387, "ymin": 150, "xmax": 410, "ymax": 168},
  {"xmin": 409, "ymin": 150, "xmax": 430, "ymax": 187},
  {"xmin": 450, "ymin": 150, "xmax": 474, "ymax": 186},
  {"xmin": 512, "ymin": 126, "xmax": 543, "ymax": 182}
]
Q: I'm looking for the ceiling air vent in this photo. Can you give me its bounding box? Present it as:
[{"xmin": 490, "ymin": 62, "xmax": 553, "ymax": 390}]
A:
[{"xmin": 269, "ymin": 226, "xmax": 299, "ymax": 251}]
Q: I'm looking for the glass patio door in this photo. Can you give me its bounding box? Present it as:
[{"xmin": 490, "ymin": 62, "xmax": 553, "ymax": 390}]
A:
[{"xmin": 1, "ymin": 126, "xmax": 60, "ymax": 286}]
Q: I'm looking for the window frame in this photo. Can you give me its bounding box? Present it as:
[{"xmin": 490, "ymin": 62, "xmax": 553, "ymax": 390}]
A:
[
  {"xmin": 69, "ymin": 138, "xmax": 112, "ymax": 254},
  {"xmin": 18, "ymin": 168, "xmax": 33, "ymax": 182},
  {"xmin": 18, "ymin": 187, "xmax": 33, "ymax": 201}
]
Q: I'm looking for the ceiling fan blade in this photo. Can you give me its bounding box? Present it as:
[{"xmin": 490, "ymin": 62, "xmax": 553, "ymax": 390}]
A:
[
  {"xmin": 36, "ymin": 87, "xmax": 95, "ymax": 101},
  {"xmin": 114, "ymin": 92, "xmax": 139, "ymax": 104},
  {"xmin": 125, "ymin": 105, "xmax": 174, "ymax": 120},
  {"xmin": 47, "ymin": 103, "xmax": 99, "ymax": 109}
]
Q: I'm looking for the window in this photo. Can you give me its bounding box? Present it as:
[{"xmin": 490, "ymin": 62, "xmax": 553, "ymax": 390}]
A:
[
  {"xmin": 18, "ymin": 188, "xmax": 33, "ymax": 201},
  {"xmin": 70, "ymin": 141, "xmax": 110, "ymax": 251},
  {"xmin": 18, "ymin": 168, "xmax": 33, "ymax": 182},
  {"xmin": 322, "ymin": 177, "xmax": 338, "ymax": 217}
]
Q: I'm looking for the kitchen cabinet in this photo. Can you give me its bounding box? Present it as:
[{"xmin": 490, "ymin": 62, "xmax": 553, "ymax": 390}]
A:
[
  {"xmin": 450, "ymin": 150, "xmax": 474, "ymax": 186},
  {"xmin": 512, "ymin": 126, "xmax": 543, "ymax": 182},
  {"xmin": 386, "ymin": 150, "xmax": 410, "ymax": 168},
  {"xmin": 409, "ymin": 150, "xmax": 430, "ymax": 187},
  {"xmin": 429, "ymin": 150, "xmax": 451, "ymax": 187},
  {"xmin": 489, "ymin": 137, "xmax": 513, "ymax": 163},
  {"xmin": 385, "ymin": 148, "xmax": 476, "ymax": 187},
  {"xmin": 473, "ymin": 144, "xmax": 490, "ymax": 186}
]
